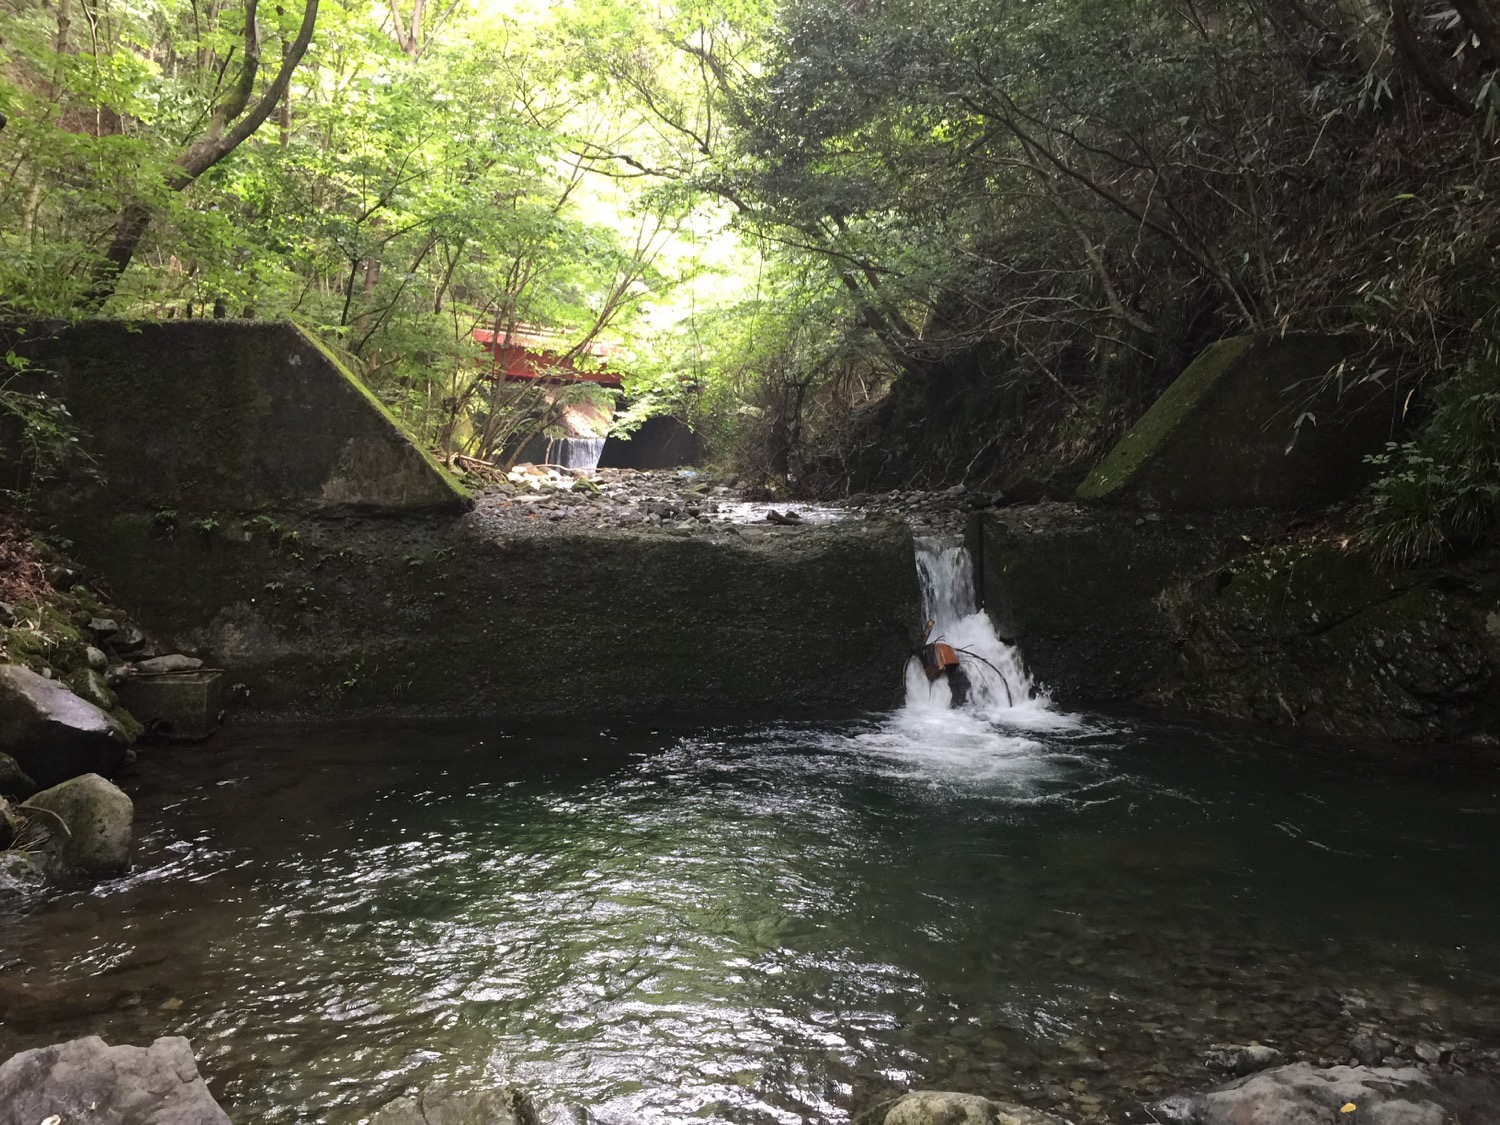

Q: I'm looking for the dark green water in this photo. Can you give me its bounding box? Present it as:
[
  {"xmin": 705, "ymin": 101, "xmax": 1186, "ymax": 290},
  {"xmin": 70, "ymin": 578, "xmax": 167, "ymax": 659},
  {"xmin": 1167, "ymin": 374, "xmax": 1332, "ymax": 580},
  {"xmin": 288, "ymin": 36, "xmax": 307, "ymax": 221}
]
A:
[{"xmin": 1, "ymin": 708, "xmax": 1498, "ymax": 1124}]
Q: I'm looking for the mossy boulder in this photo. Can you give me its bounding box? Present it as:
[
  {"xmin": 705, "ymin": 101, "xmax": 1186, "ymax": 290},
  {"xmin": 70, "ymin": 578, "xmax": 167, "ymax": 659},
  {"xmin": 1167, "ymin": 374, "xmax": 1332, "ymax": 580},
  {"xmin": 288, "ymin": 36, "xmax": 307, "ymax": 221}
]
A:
[
  {"xmin": 22, "ymin": 772, "xmax": 134, "ymax": 875},
  {"xmin": 1078, "ymin": 335, "xmax": 1388, "ymax": 511},
  {"xmin": 0, "ymin": 753, "xmax": 37, "ymax": 800}
]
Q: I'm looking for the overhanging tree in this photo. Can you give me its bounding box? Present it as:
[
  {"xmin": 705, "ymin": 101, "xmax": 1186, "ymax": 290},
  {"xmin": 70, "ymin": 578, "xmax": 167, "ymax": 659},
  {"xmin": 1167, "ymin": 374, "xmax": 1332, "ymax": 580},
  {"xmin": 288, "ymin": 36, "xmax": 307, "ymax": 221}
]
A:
[{"xmin": 82, "ymin": 0, "xmax": 319, "ymax": 307}]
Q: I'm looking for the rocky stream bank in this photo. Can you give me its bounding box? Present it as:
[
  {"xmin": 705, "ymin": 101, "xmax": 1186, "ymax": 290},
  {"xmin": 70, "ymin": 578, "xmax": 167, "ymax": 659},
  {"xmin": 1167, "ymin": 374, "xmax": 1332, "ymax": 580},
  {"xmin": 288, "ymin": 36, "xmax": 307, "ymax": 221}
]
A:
[{"xmin": 4, "ymin": 1032, "xmax": 1499, "ymax": 1125}]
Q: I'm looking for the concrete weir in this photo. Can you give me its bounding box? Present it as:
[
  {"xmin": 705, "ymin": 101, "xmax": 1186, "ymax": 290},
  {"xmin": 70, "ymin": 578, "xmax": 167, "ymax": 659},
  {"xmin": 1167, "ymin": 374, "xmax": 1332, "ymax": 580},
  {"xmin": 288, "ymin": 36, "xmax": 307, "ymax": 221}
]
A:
[{"xmin": 11, "ymin": 321, "xmax": 919, "ymax": 715}]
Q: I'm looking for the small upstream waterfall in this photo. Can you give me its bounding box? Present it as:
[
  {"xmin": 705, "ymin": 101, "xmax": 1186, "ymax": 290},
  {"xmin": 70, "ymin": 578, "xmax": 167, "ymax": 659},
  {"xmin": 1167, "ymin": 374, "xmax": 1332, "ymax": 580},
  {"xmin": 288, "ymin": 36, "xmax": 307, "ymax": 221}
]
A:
[
  {"xmin": 907, "ymin": 537, "xmax": 1037, "ymax": 714},
  {"xmin": 547, "ymin": 436, "xmax": 606, "ymax": 470}
]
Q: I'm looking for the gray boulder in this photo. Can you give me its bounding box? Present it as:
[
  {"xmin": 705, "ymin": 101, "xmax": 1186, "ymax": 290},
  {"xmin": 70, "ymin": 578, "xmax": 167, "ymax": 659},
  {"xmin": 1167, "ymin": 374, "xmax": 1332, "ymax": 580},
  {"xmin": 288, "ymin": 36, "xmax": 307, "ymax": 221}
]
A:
[
  {"xmin": 0, "ymin": 1035, "xmax": 229, "ymax": 1125},
  {"xmin": 22, "ymin": 773, "xmax": 133, "ymax": 875},
  {"xmin": 369, "ymin": 1085, "xmax": 537, "ymax": 1125},
  {"xmin": 1206, "ymin": 1043, "xmax": 1286, "ymax": 1076},
  {"xmin": 0, "ymin": 665, "xmax": 132, "ymax": 789},
  {"xmin": 1161, "ymin": 1062, "xmax": 1500, "ymax": 1125},
  {"xmin": 872, "ymin": 1091, "xmax": 1065, "ymax": 1125}
]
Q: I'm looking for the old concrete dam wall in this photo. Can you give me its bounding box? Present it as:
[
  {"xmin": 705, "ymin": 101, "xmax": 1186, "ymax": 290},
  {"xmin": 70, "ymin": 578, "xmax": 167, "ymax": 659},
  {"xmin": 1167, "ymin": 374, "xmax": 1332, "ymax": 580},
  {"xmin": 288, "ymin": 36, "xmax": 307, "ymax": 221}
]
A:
[{"xmin": 10, "ymin": 321, "xmax": 919, "ymax": 716}]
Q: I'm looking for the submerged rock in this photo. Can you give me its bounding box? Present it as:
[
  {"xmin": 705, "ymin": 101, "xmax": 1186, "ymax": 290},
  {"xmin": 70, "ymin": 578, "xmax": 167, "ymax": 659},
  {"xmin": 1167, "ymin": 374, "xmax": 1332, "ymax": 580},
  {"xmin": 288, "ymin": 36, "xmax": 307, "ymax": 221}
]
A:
[
  {"xmin": 0, "ymin": 976, "xmax": 138, "ymax": 1026},
  {"xmin": 1159, "ymin": 1062, "xmax": 1500, "ymax": 1125},
  {"xmin": 0, "ymin": 849, "xmax": 44, "ymax": 900},
  {"xmin": 1207, "ymin": 1043, "xmax": 1286, "ymax": 1076},
  {"xmin": 0, "ymin": 1035, "xmax": 229, "ymax": 1125},
  {"xmin": 872, "ymin": 1091, "xmax": 1065, "ymax": 1125},
  {"xmin": 21, "ymin": 772, "xmax": 133, "ymax": 875},
  {"xmin": 0, "ymin": 664, "xmax": 132, "ymax": 789},
  {"xmin": 369, "ymin": 1085, "xmax": 539, "ymax": 1125}
]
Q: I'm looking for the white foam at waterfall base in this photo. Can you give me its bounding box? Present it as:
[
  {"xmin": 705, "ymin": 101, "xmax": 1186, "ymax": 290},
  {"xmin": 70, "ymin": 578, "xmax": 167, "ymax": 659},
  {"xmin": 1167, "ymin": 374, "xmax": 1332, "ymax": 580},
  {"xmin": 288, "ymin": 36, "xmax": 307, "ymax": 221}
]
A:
[
  {"xmin": 908, "ymin": 538, "xmax": 1059, "ymax": 719},
  {"xmin": 846, "ymin": 538, "xmax": 1079, "ymax": 782}
]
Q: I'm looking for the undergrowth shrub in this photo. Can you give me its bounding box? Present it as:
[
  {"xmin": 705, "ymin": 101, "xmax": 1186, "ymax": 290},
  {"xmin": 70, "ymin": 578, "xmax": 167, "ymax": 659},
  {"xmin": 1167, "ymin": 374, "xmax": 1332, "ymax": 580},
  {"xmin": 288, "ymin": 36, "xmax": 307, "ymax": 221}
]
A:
[{"xmin": 1360, "ymin": 360, "xmax": 1500, "ymax": 566}]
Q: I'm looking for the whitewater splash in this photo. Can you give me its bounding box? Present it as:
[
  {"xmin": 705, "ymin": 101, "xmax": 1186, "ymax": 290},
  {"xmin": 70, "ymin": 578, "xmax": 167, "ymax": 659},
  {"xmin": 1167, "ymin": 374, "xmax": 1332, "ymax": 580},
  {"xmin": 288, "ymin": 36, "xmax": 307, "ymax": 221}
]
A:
[
  {"xmin": 905, "ymin": 538, "xmax": 1050, "ymax": 720},
  {"xmin": 838, "ymin": 537, "xmax": 1077, "ymax": 782}
]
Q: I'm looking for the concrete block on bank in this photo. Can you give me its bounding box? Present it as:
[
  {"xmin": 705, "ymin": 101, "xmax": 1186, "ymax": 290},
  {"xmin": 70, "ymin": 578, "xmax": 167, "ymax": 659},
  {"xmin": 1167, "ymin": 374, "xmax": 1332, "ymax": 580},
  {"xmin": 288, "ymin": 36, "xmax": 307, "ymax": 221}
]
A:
[
  {"xmin": 4, "ymin": 319, "xmax": 471, "ymax": 517},
  {"xmin": 116, "ymin": 671, "xmax": 224, "ymax": 741},
  {"xmin": 1077, "ymin": 334, "xmax": 1391, "ymax": 511}
]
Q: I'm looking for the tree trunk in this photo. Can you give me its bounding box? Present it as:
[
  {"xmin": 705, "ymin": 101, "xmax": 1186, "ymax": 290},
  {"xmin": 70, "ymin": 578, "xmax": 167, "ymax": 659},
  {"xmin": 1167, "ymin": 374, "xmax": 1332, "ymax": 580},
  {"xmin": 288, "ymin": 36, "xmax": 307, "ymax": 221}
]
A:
[{"xmin": 80, "ymin": 0, "xmax": 320, "ymax": 308}]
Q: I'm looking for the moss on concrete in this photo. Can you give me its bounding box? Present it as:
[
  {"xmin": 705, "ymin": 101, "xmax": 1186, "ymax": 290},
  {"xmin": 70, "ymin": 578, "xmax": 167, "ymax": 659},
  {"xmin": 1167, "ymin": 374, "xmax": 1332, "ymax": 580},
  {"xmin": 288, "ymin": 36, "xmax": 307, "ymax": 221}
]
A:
[
  {"xmin": 1078, "ymin": 337, "xmax": 1254, "ymax": 501},
  {"xmin": 42, "ymin": 508, "xmax": 920, "ymax": 716},
  {"xmin": 10, "ymin": 320, "xmax": 471, "ymax": 518},
  {"xmin": 1077, "ymin": 334, "xmax": 1380, "ymax": 511}
]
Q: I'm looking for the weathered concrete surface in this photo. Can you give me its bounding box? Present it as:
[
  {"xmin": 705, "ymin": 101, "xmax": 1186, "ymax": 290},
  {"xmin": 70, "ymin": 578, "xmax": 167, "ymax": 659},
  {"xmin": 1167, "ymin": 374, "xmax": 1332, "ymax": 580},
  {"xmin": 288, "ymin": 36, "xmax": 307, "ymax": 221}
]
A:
[
  {"xmin": 1077, "ymin": 335, "xmax": 1391, "ymax": 512},
  {"xmin": 1156, "ymin": 545, "xmax": 1500, "ymax": 742},
  {"xmin": 54, "ymin": 504, "xmax": 920, "ymax": 715},
  {"xmin": 116, "ymin": 671, "xmax": 224, "ymax": 740},
  {"xmin": 974, "ymin": 505, "xmax": 1500, "ymax": 741},
  {"xmin": 0, "ymin": 1035, "xmax": 229, "ymax": 1125},
  {"xmin": 6, "ymin": 321, "xmax": 918, "ymax": 716},
  {"xmin": 974, "ymin": 506, "xmax": 1260, "ymax": 702},
  {"xmin": 7, "ymin": 319, "xmax": 470, "ymax": 516}
]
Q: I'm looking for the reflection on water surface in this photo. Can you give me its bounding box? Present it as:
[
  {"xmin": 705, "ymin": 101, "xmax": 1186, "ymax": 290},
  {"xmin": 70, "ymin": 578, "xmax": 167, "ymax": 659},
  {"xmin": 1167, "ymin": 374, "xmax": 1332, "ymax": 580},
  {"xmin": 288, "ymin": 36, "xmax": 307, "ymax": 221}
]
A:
[{"xmin": 1, "ymin": 710, "xmax": 1498, "ymax": 1125}]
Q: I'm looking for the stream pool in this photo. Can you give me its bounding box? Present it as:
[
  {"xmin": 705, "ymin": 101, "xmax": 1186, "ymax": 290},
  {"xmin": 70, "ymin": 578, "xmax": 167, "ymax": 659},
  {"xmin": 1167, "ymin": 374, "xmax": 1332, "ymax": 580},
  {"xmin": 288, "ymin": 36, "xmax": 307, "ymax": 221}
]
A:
[{"xmin": 1, "ymin": 708, "xmax": 1498, "ymax": 1124}]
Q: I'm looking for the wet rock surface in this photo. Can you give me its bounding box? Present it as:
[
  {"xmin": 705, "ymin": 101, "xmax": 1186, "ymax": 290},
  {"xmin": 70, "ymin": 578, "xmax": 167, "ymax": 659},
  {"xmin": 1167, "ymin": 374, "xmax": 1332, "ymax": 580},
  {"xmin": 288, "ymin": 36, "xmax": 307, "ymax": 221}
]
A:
[
  {"xmin": 461, "ymin": 464, "xmax": 982, "ymax": 538},
  {"xmin": 0, "ymin": 752, "xmax": 37, "ymax": 800},
  {"xmin": 1157, "ymin": 543, "xmax": 1500, "ymax": 743},
  {"xmin": 0, "ymin": 1034, "xmax": 229, "ymax": 1125},
  {"xmin": 21, "ymin": 772, "xmax": 133, "ymax": 875},
  {"xmin": 0, "ymin": 665, "xmax": 133, "ymax": 789},
  {"xmin": 868, "ymin": 1090, "xmax": 1066, "ymax": 1125},
  {"xmin": 1159, "ymin": 1061, "xmax": 1500, "ymax": 1125}
]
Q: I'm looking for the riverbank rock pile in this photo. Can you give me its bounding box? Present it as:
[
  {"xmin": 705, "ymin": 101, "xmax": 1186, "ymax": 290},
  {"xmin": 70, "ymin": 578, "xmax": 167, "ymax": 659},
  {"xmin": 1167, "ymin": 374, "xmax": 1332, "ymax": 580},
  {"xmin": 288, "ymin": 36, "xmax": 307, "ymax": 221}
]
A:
[
  {"xmin": 0, "ymin": 1035, "xmax": 230, "ymax": 1125},
  {"xmin": 0, "ymin": 661, "xmax": 137, "ymax": 886},
  {"xmin": 466, "ymin": 464, "xmax": 1004, "ymax": 538}
]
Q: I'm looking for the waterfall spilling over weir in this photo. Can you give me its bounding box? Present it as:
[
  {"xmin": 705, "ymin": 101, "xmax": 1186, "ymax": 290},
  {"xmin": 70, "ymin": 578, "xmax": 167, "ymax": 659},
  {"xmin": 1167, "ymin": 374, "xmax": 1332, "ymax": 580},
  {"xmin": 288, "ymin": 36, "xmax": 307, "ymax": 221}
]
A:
[
  {"xmin": 907, "ymin": 538, "xmax": 1039, "ymax": 714},
  {"xmin": 547, "ymin": 436, "xmax": 606, "ymax": 470}
]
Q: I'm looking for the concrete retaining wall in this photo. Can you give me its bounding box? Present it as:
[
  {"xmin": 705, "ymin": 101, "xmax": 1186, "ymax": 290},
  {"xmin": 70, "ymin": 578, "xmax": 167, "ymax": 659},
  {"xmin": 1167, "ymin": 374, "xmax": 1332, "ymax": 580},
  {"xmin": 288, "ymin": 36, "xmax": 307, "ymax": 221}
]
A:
[{"xmin": 8, "ymin": 321, "xmax": 919, "ymax": 716}]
